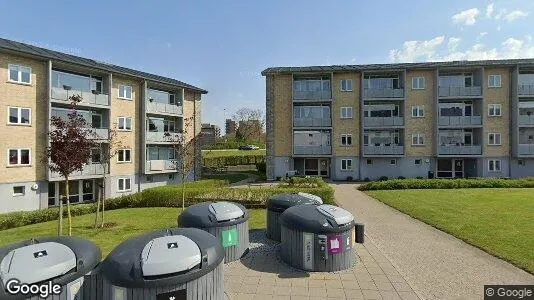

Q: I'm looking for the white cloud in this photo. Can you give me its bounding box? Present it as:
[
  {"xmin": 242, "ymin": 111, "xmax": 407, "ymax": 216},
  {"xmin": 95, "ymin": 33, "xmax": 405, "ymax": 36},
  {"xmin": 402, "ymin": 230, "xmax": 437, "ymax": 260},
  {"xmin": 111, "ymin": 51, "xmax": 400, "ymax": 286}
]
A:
[
  {"xmin": 388, "ymin": 35, "xmax": 534, "ymax": 63},
  {"xmin": 478, "ymin": 32, "xmax": 488, "ymax": 39},
  {"xmin": 486, "ymin": 3, "xmax": 494, "ymax": 18},
  {"xmin": 495, "ymin": 9, "xmax": 507, "ymax": 20},
  {"xmin": 452, "ymin": 8, "xmax": 480, "ymax": 26},
  {"xmin": 504, "ymin": 10, "xmax": 529, "ymax": 22}
]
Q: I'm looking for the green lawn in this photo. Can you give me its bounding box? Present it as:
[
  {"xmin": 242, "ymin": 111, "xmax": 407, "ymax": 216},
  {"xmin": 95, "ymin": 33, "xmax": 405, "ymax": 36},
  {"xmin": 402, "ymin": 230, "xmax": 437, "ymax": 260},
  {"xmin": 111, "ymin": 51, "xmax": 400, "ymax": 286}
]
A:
[
  {"xmin": 366, "ymin": 188, "xmax": 534, "ymax": 274},
  {"xmin": 202, "ymin": 149, "xmax": 265, "ymax": 158},
  {"xmin": 201, "ymin": 173, "xmax": 249, "ymax": 183},
  {"xmin": 0, "ymin": 208, "xmax": 266, "ymax": 257}
]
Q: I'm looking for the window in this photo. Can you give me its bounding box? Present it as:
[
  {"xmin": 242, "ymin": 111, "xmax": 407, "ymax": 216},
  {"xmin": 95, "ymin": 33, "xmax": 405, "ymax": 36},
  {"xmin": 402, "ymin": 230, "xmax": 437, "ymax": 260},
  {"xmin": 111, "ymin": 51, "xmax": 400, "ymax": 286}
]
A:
[
  {"xmin": 341, "ymin": 79, "xmax": 353, "ymax": 92},
  {"xmin": 341, "ymin": 134, "xmax": 353, "ymax": 146},
  {"xmin": 488, "ymin": 160, "xmax": 502, "ymax": 172},
  {"xmin": 8, "ymin": 64, "xmax": 31, "ymax": 84},
  {"xmin": 118, "ymin": 85, "xmax": 133, "ymax": 100},
  {"xmin": 414, "ymin": 159, "xmax": 422, "ymax": 165},
  {"xmin": 169, "ymin": 174, "xmax": 175, "ymax": 180},
  {"xmin": 117, "ymin": 149, "xmax": 131, "ymax": 162},
  {"xmin": 13, "ymin": 186, "xmax": 25, "ymax": 196},
  {"xmin": 488, "ymin": 75, "xmax": 502, "ymax": 88},
  {"xmin": 340, "ymin": 107, "xmax": 353, "ymax": 119},
  {"xmin": 52, "ymin": 70, "xmax": 102, "ymax": 93},
  {"xmin": 341, "ymin": 159, "xmax": 352, "ymax": 170},
  {"xmin": 488, "ymin": 104, "xmax": 502, "ymax": 117},
  {"xmin": 8, "ymin": 107, "xmax": 31, "ymax": 125},
  {"xmin": 366, "ymin": 159, "xmax": 373, "ymax": 165},
  {"xmin": 117, "ymin": 178, "xmax": 131, "ymax": 192},
  {"xmin": 488, "ymin": 133, "xmax": 502, "ymax": 145},
  {"xmin": 412, "ymin": 77, "xmax": 425, "ymax": 89},
  {"xmin": 518, "ymin": 159, "xmax": 525, "ymax": 166},
  {"xmin": 390, "ymin": 159, "xmax": 397, "ymax": 165},
  {"xmin": 411, "ymin": 106, "xmax": 424, "ymax": 117},
  {"xmin": 118, "ymin": 117, "xmax": 132, "ymax": 131},
  {"xmin": 412, "ymin": 134, "xmax": 425, "ymax": 145},
  {"xmin": 146, "ymin": 175, "xmax": 153, "ymax": 182},
  {"xmin": 8, "ymin": 149, "xmax": 30, "ymax": 166}
]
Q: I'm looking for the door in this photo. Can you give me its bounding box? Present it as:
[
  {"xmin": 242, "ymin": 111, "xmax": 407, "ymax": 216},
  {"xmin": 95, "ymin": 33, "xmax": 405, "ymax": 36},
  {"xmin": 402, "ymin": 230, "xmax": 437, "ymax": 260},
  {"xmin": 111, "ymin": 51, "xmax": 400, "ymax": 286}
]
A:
[
  {"xmin": 454, "ymin": 159, "xmax": 464, "ymax": 178},
  {"xmin": 319, "ymin": 159, "xmax": 329, "ymax": 177}
]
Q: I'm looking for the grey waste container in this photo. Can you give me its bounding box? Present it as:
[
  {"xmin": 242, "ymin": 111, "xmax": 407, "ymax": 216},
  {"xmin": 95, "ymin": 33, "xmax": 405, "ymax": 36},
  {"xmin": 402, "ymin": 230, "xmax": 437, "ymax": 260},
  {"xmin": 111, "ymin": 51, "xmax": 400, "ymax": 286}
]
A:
[
  {"xmin": 279, "ymin": 204, "xmax": 361, "ymax": 272},
  {"xmin": 178, "ymin": 201, "xmax": 249, "ymax": 263},
  {"xmin": 99, "ymin": 228, "xmax": 225, "ymax": 300},
  {"xmin": 266, "ymin": 193, "xmax": 323, "ymax": 242},
  {"xmin": 0, "ymin": 236, "xmax": 101, "ymax": 300}
]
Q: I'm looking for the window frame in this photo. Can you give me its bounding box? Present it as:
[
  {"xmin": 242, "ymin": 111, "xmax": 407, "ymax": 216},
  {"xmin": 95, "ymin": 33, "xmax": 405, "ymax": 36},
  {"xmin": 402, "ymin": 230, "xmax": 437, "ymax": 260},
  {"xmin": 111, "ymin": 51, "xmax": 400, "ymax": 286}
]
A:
[
  {"xmin": 117, "ymin": 178, "xmax": 132, "ymax": 192},
  {"xmin": 8, "ymin": 64, "xmax": 32, "ymax": 85},
  {"xmin": 366, "ymin": 159, "xmax": 373, "ymax": 165},
  {"xmin": 117, "ymin": 149, "xmax": 132, "ymax": 163},
  {"xmin": 390, "ymin": 159, "xmax": 397, "ymax": 165},
  {"xmin": 411, "ymin": 105, "xmax": 425, "ymax": 118},
  {"xmin": 488, "ymin": 74, "xmax": 502, "ymax": 88},
  {"xmin": 411, "ymin": 76, "xmax": 425, "ymax": 90},
  {"xmin": 12, "ymin": 186, "xmax": 25, "ymax": 196},
  {"xmin": 7, "ymin": 107, "xmax": 31, "ymax": 125},
  {"xmin": 414, "ymin": 159, "xmax": 422, "ymax": 165},
  {"xmin": 411, "ymin": 133, "xmax": 425, "ymax": 146},
  {"xmin": 117, "ymin": 117, "xmax": 132, "ymax": 131},
  {"xmin": 118, "ymin": 84, "xmax": 133, "ymax": 100},
  {"xmin": 7, "ymin": 148, "xmax": 31, "ymax": 166},
  {"xmin": 340, "ymin": 107, "xmax": 353, "ymax": 119},
  {"xmin": 340, "ymin": 79, "xmax": 353, "ymax": 92},
  {"xmin": 340, "ymin": 134, "xmax": 353, "ymax": 146},
  {"xmin": 341, "ymin": 159, "xmax": 353, "ymax": 171},
  {"xmin": 488, "ymin": 104, "xmax": 502, "ymax": 117},
  {"xmin": 488, "ymin": 159, "xmax": 502, "ymax": 172},
  {"xmin": 488, "ymin": 133, "xmax": 502, "ymax": 146}
]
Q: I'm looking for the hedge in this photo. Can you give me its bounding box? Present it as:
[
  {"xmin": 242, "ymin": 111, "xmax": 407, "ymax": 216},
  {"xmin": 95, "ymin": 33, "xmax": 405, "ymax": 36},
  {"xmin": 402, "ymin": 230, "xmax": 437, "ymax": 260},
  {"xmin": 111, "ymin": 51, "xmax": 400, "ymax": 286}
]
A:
[
  {"xmin": 202, "ymin": 155, "xmax": 266, "ymax": 169},
  {"xmin": 0, "ymin": 179, "xmax": 333, "ymax": 231},
  {"xmin": 358, "ymin": 178, "xmax": 534, "ymax": 191}
]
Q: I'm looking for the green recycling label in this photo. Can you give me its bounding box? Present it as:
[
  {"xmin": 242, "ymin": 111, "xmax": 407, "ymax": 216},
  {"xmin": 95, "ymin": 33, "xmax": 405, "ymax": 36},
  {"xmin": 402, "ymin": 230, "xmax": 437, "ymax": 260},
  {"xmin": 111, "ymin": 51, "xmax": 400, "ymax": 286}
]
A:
[{"xmin": 221, "ymin": 229, "xmax": 238, "ymax": 247}]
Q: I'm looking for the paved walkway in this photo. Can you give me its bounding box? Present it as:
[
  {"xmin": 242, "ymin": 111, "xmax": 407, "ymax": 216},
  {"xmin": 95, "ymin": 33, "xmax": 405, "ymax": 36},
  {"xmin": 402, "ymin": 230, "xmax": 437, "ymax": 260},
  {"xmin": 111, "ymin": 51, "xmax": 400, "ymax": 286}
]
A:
[{"xmin": 332, "ymin": 183, "xmax": 534, "ymax": 299}]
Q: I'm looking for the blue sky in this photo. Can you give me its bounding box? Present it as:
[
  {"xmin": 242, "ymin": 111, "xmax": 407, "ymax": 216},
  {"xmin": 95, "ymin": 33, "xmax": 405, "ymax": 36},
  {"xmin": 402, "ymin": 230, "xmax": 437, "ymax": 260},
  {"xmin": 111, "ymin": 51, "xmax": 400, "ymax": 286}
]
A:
[{"xmin": 2, "ymin": 0, "xmax": 533, "ymax": 129}]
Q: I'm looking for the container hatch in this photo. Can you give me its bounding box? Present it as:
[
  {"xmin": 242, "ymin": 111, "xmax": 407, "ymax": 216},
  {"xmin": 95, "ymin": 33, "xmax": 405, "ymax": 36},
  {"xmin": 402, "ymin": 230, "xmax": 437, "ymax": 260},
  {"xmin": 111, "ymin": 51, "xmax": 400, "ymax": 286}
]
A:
[
  {"xmin": 297, "ymin": 192, "xmax": 323, "ymax": 204},
  {"xmin": 208, "ymin": 202, "xmax": 244, "ymax": 222},
  {"xmin": 141, "ymin": 235, "xmax": 201, "ymax": 276},
  {"xmin": 316, "ymin": 205, "xmax": 354, "ymax": 226},
  {"xmin": 0, "ymin": 242, "xmax": 76, "ymax": 285}
]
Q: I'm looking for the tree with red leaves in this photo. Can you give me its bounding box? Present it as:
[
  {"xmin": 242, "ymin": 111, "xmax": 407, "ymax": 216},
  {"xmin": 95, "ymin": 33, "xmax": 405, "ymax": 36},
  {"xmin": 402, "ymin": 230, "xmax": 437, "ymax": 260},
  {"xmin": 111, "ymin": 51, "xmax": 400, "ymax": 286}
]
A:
[{"xmin": 42, "ymin": 95, "xmax": 97, "ymax": 236}]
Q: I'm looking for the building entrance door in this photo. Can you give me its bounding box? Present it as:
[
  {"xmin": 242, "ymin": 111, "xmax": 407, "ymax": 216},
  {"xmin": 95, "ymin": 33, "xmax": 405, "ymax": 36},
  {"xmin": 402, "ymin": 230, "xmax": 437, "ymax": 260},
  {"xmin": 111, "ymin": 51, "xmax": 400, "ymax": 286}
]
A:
[{"xmin": 454, "ymin": 159, "xmax": 464, "ymax": 178}]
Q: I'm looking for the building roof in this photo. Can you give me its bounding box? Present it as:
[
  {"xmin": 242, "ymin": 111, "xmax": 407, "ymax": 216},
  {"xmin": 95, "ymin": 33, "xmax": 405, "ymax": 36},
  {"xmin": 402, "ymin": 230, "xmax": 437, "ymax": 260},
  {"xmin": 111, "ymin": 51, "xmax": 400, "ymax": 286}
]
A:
[
  {"xmin": 261, "ymin": 58, "xmax": 534, "ymax": 75},
  {"xmin": 0, "ymin": 38, "xmax": 207, "ymax": 94}
]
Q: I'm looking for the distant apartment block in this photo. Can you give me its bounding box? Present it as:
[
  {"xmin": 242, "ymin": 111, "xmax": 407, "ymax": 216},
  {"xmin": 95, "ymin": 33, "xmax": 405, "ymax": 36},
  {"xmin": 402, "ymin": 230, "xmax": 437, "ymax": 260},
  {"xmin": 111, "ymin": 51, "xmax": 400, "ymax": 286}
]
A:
[
  {"xmin": 0, "ymin": 38, "xmax": 207, "ymax": 213},
  {"xmin": 225, "ymin": 119, "xmax": 237, "ymax": 136},
  {"xmin": 262, "ymin": 59, "xmax": 534, "ymax": 180},
  {"xmin": 200, "ymin": 123, "xmax": 221, "ymax": 147}
]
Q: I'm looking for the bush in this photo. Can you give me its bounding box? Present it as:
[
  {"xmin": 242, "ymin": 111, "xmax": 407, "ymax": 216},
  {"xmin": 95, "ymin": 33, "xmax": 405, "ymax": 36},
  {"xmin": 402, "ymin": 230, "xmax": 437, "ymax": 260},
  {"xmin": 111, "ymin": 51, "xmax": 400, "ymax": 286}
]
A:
[
  {"xmin": 364, "ymin": 177, "xmax": 370, "ymax": 182},
  {"xmin": 378, "ymin": 176, "xmax": 389, "ymax": 181},
  {"xmin": 398, "ymin": 176, "xmax": 406, "ymax": 180},
  {"xmin": 358, "ymin": 178, "xmax": 534, "ymax": 191},
  {"xmin": 256, "ymin": 162, "xmax": 266, "ymax": 173},
  {"xmin": 202, "ymin": 155, "xmax": 265, "ymax": 169},
  {"xmin": 347, "ymin": 176, "xmax": 353, "ymax": 182},
  {"xmin": 279, "ymin": 177, "xmax": 326, "ymax": 188},
  {"xmin": 416, "ymin": 176, "xmax": 424, "ymax": 179}
]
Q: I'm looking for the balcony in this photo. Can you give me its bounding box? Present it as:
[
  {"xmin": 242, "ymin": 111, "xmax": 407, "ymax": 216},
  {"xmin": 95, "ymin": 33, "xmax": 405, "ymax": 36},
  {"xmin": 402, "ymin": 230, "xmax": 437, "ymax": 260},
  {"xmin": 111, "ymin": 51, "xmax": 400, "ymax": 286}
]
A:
[
  {"xmin": 146, "ymin": 101, "xmax": 183, "ymax": 115},
  {"xmin": 293, "ymin": 90, "xmax": 332, "ymax": 101},
  {"xmin": 519, "ymin": 85, "xmax": 534, "ymax": 96},
  {"xmin": 363, "ymin": 145, "xmax": 404, "ymax": 156},
  {"xmin": 438, "ymin": 145, "xmax": 482, "ymax": 155},
  {"xmin": 50, "ymin": 125, "xmax": 109, "ymax": 141},
  {"xmin": 363, "ymin": 117, "xmax": 404, "ymax": 127},
  {"xmin": 363, "ymin": 88, "xmax": 404, "ymax": 99},
  {"xmin": 51, "ymin": 87, "xmax": 109, "ymax": 106},
  {"xmin": 438, "ymin": 86, "xmax": 482, "ymax": 97},
  {"xmin": 293, "ymin": 118, "xmax": 332, "ymax": 127},
  {"xmin": 146, "ymin": 132, "xmax": 182, "ymax": 143},
  {"xmin": 49, "ymin": 163, "xmax": 105, "ymax": 180},
  {"xmin": 519, "ymin": 115, "xmax": 534, "ymax": 126},
  {"xmin": 438, "ymin": 116, "xmax": 482, "ymax": 127},
  {"xmin": 519, "ymin": 144, "xmax": 534, "ymax": 155},
  {"xmin": 293, "ymin": 145, "xmax": 331, "ymax": 155},
  {"xmin": 145, "ymin": 160, "xmax": 177, "ymax": 172}
]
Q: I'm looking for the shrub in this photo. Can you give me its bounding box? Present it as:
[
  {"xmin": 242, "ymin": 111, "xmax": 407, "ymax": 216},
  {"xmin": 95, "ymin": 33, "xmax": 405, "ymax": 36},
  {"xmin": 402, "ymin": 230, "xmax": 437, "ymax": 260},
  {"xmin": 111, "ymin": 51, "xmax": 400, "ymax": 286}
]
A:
[
  {"xmin": 416, "ymin": 176, "xmax": 424, "ymax": 179},
  {"xmin": 202, "ymin": 155, "xmax": 265, "ymax": 169},
  {"xmin": 279, "ymin": 177, "xmax": 326, "ymax": 188},
  {"xmin": 347, "ymin": 176, "xmax": 353, "ymax": 182},
  {"xmin": 398, "ymin": 176, "xmax": 406, "ymax": 180},
  {"xmin": 378, "ymin": 176, "xmax": 389, "ymax": 181},
  {"xmin": 256, "ymin": 162, "xmax": 266, "ymax": 173},
  {"xmin": 364, "ymin": 177, "xmax": 370, "ymax": 182},
  {"xmin": 358, "ymin": 178, "xmax": 534, "ymax": 191}
]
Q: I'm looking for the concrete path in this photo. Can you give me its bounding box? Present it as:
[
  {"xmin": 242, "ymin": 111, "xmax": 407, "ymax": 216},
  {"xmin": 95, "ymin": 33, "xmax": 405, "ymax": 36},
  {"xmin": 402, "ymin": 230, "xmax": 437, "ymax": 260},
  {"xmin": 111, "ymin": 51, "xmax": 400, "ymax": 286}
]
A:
[{"xmin": 332, "ymin": 183, "xmax": 534, "ymax": 300}]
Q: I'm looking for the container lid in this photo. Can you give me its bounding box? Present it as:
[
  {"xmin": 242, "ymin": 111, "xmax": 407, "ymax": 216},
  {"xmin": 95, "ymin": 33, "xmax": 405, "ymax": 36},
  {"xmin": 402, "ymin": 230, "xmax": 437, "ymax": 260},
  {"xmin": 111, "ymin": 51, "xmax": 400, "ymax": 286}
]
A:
[
  {"xmin": 0, "ymin": 242, "xmax": 76, "ymax": 285},
  {"xmin": 208, "ymin": 202, "xmax": 244, "ymax": 222},
  {"xmin": 317, "ymin": 205, "xmax": 354, "ymax": 226},
  {"xmin": 297, "ymin": 192, "xmax": 323, "ymax": 204},
  {"xmin": 141, "ymin": 235, "xmax": 201, "ymax": 276},
  {"xmin": 267, "ymin": 193, "xmax": 322, "ymax": 211}
]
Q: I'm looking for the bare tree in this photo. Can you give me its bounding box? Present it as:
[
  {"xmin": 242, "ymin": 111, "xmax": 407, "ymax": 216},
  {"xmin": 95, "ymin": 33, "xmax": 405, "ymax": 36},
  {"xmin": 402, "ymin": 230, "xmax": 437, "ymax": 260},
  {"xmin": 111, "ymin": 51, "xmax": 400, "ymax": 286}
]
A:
[
  {"xmin": 94, "ymin": 126, "xmax": 123, "ymax": 228},
  {"xmin": 232, "ymin": 108, "xmax": 265, "ymax": 142},
  {"xmin": 42, "ymin": 95, "xmax": 97, "ymax": 236}
]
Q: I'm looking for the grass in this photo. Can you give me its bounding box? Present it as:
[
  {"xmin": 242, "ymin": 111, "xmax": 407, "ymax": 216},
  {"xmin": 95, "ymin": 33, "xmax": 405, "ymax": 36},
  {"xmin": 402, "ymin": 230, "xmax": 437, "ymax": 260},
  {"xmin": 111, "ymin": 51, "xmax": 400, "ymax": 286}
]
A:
[
  {"xmin": 0, "ymin": 207, "xmax": 266, "ymax": 258},
  {"xmin": 201, "ymin": 149, "xmax": 265, "ymax": 158},
  {"xmin": 366, "ymin": 188, "xmax": 534, "ymax": 274},
  {"xmin": 201, "ymin": 173, "xmax": 249, "ymax": 183}
]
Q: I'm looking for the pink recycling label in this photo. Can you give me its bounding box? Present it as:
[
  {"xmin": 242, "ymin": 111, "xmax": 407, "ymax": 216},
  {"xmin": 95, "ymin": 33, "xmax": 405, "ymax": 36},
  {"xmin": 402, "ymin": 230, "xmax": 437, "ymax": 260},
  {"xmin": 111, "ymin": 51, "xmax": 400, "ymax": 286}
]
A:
[{"xmin": 327, "ymin": 235, "xmax": 343, "ymax": 254}]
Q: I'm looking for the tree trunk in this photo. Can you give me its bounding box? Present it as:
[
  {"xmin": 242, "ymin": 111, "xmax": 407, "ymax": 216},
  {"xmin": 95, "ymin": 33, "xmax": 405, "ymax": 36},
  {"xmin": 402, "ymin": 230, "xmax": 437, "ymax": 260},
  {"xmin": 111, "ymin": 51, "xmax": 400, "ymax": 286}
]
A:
[
  {"xmin": 101, "ymin": 179, "xmax": 106, "ymax": 228},
  {"xmin": 66, "ymin": 178, "xmax": 72, "ymax": 236},
  {"xmin": 182, "ymin": 162, "xmax": 186, "ymax": 211},
  {"xmin": 58, "ymin": 189, "xmax": 63, "ymax": 236},
  {"xmin": 94, "ymin": 184, "xmax": 101, "ymax": 229}
]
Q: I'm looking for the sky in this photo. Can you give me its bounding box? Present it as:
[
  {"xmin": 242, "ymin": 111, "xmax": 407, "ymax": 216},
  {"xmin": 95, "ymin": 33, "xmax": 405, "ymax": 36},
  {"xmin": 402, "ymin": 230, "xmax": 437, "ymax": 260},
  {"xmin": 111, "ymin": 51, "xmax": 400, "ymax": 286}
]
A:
[{"xmin": 1, "ymin": 0, "xmax": 534, "ymax": 129}]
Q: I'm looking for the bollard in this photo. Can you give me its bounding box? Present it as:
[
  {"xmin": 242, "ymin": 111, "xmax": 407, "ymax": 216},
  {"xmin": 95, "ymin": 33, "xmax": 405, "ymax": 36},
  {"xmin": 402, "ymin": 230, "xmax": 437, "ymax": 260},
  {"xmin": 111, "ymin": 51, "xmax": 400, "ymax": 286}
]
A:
[{"xmin": 355, "ymin": 223, "xmax": 365, "ymax": 244}]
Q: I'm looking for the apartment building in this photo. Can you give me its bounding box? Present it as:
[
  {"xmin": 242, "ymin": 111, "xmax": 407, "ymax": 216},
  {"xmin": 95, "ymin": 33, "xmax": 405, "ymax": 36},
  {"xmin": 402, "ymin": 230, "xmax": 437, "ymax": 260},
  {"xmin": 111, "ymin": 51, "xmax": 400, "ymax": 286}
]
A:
[
  {"xmin": 0, "ymin": 38, "xmax": 206, "ymax": 213},
  {"xmin": 262, "ymin": 59, "xmax": 534, "ymax": 180}
]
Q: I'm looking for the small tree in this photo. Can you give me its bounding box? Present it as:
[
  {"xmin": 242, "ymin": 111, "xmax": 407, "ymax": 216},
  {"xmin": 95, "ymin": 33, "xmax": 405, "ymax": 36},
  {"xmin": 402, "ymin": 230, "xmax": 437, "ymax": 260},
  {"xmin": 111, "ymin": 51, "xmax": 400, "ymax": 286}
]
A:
[
  {"xmin": 232, "ymin": 108, "xmax": 265, "ymax": 143},
  {"xmin": 94, "ymin": 126, "xmax": 123, "ymax": 228},
  {"xmin": 42, "ymin": 95, "xmax": 97, "ymax": 236},
  {"xmin": 164, "ymin": 116, "xmax": 198, "ymax": 211}
]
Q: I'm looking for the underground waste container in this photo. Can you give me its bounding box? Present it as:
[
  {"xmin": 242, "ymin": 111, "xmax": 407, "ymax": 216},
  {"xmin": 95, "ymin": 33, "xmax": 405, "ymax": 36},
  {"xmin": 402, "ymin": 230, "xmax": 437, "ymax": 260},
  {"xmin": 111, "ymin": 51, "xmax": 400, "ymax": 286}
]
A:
[
  {"xmin": 178, "ymin": 201, "xmax": 249, "ymax": 263},
  {"xmin": 99, "ymin": 228, "xmax": 225, "ymax": 300},
  {"xmin": 0, "ymin": 236, "xmax": 101, "ymax": 300},
  {"xmin": 279, "ymin": 204, "xmax": 363, "ymax": 272},
  {"xmin": 266, "ymin": 193, "xmax": 323, "ymax": 242}
]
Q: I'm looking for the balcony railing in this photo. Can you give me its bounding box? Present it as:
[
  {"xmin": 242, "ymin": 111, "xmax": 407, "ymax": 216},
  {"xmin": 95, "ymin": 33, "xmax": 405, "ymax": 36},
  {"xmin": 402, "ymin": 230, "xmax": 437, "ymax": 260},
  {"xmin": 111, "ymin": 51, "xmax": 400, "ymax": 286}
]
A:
[
  {"xmin": 363, "ymin": 117, "xmax": 404, "ymax": 127},
  {"xmin": 519, "ymin": 144, "xmax": 534, "ymax": 155},
  {"xmin": 293, "ymin": 118, "xmax": 332, "ymax": 127},
  {"xmin": 145, "ymin": 160, "xmax": 177, "ymax": 172},
  {"xmin": 438, "ymin": 86, "xmax": 482, "ymax": 97},
  {"xmin": 519, "ymin": 115, "xmax": 534, "ymax": 125},
  {"xmin": 438, "ymin": 145, "xmax": 482, "ymax": 155},
  {"xmin": 51, "ymin": 87, "xmax": 109, "ymax": 106},
  {"xmin": 50, "ymin": 125, "xmax": 109, "ymax": 140},
  {"xmin": 293, "ymin": 90, "xmax": 332, "ymax": 101},
  {"xmin": 518, "ymin": 85, "xmax": 534, "ymax": 96},
  {"xmin": 146, "ymin": 131, "xmax": 182, "ymax": 143},
  {"xmin": 438, "ymin": 116, "xmax": 482, "ymax": 126},
  {"xmin": 363, "ymin": 88, "xmax": 404, "ymax": 99},
  {"xmin": 49, "ymin": 163, "xmax": 105, "ymax": 179},
  {"xmin": 293, "ymin": 145, "xmax": 331, "ymax": 155},
  {"xmin": 363, "ymin": 145, "xmax": 404, "ymax": 155},
  {"xmin": 146, "ymin": 101, "xmax": 183, "ymax": 115}
]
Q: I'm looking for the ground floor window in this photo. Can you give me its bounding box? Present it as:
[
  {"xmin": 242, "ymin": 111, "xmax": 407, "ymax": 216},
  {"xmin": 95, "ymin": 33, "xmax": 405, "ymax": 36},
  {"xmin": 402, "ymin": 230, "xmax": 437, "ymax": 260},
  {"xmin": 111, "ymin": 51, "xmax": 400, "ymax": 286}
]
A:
[
  {"xmin": 48, "ymin": 179, "xmax": 97, "ymax": 206},
  {"xmin": 118, "ymin": 178, "xmax": 131, "ymax": 192},
  {"xmin": 437, "ymin": 159, "xmax": 464, "ymax": 178},
  {"xmin": 341, "ymin": 159, "xmax": 352, "ymax": 170},
  {"xmin": 488, "ymin": 160, "xmax": 501, "ymax": 172}
]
